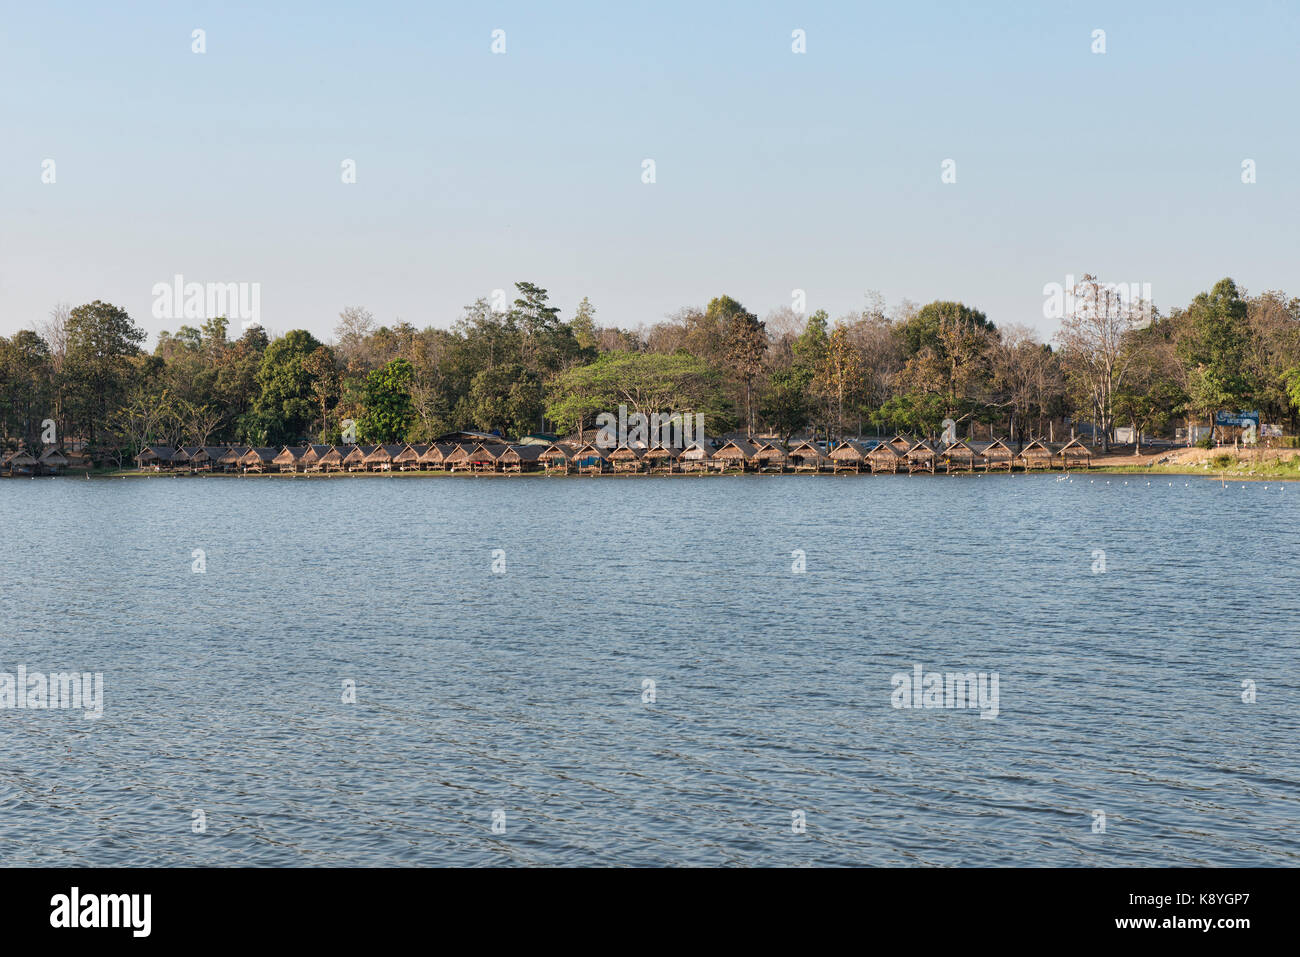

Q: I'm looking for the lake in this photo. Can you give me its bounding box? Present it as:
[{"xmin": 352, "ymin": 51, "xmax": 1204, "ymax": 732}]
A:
[{"xmin": 1, "ymin": 472, "xmax": 1297, "ymax": 866}]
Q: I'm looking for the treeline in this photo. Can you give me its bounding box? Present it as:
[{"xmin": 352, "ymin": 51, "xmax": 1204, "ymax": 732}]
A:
[{"xmin": 3, "ymin": 277, "xmax": 1299, "ymax": 461}]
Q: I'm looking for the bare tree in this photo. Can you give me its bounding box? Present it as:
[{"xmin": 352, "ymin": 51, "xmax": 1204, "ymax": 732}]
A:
[{"xmin": 1055, "ymin": 275, "xmax": 1149, "ymax": 453}]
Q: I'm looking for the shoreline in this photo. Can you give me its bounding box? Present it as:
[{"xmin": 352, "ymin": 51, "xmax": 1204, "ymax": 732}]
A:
[{"xmin": 12, "ymin": 464, "xmax": 1300, "ymax": 482}]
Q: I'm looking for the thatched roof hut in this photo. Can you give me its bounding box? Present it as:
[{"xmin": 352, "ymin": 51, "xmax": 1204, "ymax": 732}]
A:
[
  {"xmin": 1057, "ymin": 437, "xmax": 1092, "ymax": 469},
  {"xmin": 828, "ymin": 439, "xmax": 869, "ymax": 473},
  {"xmin": 313, "ymin": 446, "xmax": 344, "ymax": 471},
  {"xmin": 983, "ymin": 438, "xmax": 1014, "ymax": 471},
  {"xmin": 609, "ymin": 444, "xmax": 646, "ymax": 473},
  {"xmin": 417, "ymin": 442, "xmax": 450, "ymax": 469},
  {"xmin": 906, "ymin": 439, "xmax": 937, "ymax": 474},
  {"xmin": 642, "ymin": 443, "xmax": 680, "ymax": 473},
  {"xmin": 135, "ymin": 445, "xmax": 176, "ymax": 470},
  {"xmin": 499, "ymin": 444, "xmax": 545, "ymax": 473},
  {"xmin": 177, "ymin": 446, "xmax": 203, "ymax": 469},
  {"xmin": 300, "ymin": 444, "xmax": 331, "ymax": 471},
  {"xmin": 677, "ymin": 440, "xmax": 713, "ymax": 473},
  {"xmin": 1018, "ymin": 439, "xmax": 1053, "ymax": 470},
  {"xmin": 38, "ymin": 446, "xmax": 70, "ymax": 473},
  {"xmin": 713, "ymin": 438, "xmax": 758, "ymax": 471},
  {"xmin": 273, "ymin": 446, "xmax": 306, "ymax": 471},
  {"xmin": 888, "ymin": 434, "xmax": 914, "ymax": 455},
  {"xmin": 941, "ymin": 440, "xmax": 980, "ymax": 473},
  {"xmin": 867, "ymin": 440, "xmax": 903, "ymax": 473},
  {"xmin": 443, "ymin": 442, "xmax": 474, "ymax": 471},
  {"xmin": 786, "ymin": 440, "xmax": 824, "ymax": 472},
  {"xmin": 362, "ymin": 444, "xmax": 400, "ymax": 471},
  {"xmin": 538, "ymin": 443, "xmax": 573, "ymax": 473},
  {"xmin": 241, "ymin": 447, "xmax": 279, "ymax": 472},
  {"xmin": 193, "ymin": 447, "xmax": 226, "ymax": 471},
  {"xmin": 394, "ymin": 444, "xmax": 425, "ymax": 470},
  {"xmin": 3, "ymin": 448, "xmax": 37, "ymax": 473},
  {"xmin": 469, "ymin": 443, "xmax": 508, "ymax": 473},
  {"xmin": 570, "ymin": 443, "xmax": 608, "ymax": 474},
  {"xmin": 343, "ymin": 445, "xmax": 372, "ymax": 471},
  {"xmin": 751, "ymin": 439, "xmax": 787, "ymax": 472},
  {"xmin": 218, "ymin": 446, "xmax": 249, "ymax": 471}
]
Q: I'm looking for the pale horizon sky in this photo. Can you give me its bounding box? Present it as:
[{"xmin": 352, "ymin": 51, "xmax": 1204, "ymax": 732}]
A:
[{"xmin": 2, "ymin": 0, "xmax": 1297, "ymax": 348}]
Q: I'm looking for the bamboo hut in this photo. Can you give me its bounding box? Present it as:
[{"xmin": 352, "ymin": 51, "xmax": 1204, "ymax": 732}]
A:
[
  {"xmin": 888, "ymin": 434, "xmax": 914, "ymax": 455},
  {"xmin": 643, "ymin": 443, "xmax": 680, "ymax": 474},
  {"xmin": 363, "ymin": 444, "xmax": 398, "ymax": 471},
  {"xmin": 1018, "ymin": 439, "xmax": 1053, "ymax": 470},
  {"xmin": 193, "ymin": 447, "xmax": 226, "ymax": 472},
  {"xmin": 241, "ymin": 447, "xmax": 279, "ymax": 472},
  {"xmin": 135, "ymin": 445, "xmax": 176, "ymax": 470},
  {"xmin": 677, "ymin": 441, "xmax": 713, "ymax": 473},
  {"xmin": 712, "ymin": 438, "xmax": 758, "ymax": 472},
  {"xmin": 867, "ymin": 440, "xmax": 904, "ymax": 474},
  {"xmin": 609, "ymin": 444, "xmax": 646, "ymax": 473},
  {"xmin": 468, "ymin": 443, "xmax": 507, "ymax": 473},
  {"xmin": 1057, "ymin": 437, "xmax": 1092, "ymax": 470},
  {"xmin": 420, "ymin": 442, "xmax": 456, "ymax": 470},
  {"xmin": 169, "ymin": 447, "xmax": 191, "ymax": 470},
  {"xmin": 786, "ymin": 440, "xmax": 824, "ymax": 473},
  {"xmin": 176, "ymin": 446, "xmax": 202, "ymax": 471},
  {"xmin": 751, "ymin": 439, "xmax": 788, "ymax": 473},
  {"xmin": 499, "ymin": 444, "xmax": 544, "ymax": 473},
  {"xmin": 414, "ymin": 443, "xmax": 443, "ymax": 470},
  {"xmin": 343, "ymin": 445, "xmax": 371, "ymax": 472},
  {"xmin": 906, "ymin": 439, "xmax": 937, "ymax": 474},
  {"xmin": 941, "ymin": 440, "xmax": 980, "ymax": 473},
  {"xmin": 394, "ymin": 444, "xmax": 425, "ymax": 470},
  {"xmin": 217, "ymin": 447, "xmax": 249, "ymax": 471},
  {"xmin": 37, "ymin": 446, "xmax": 70, "ymax": 475},
  {"xmin": 299, "ymin": 445, "xmax": 330, "ymax": 472},
  {"xmin": 983, "ymin": 439, "xmax": 1014, "ymax": 472},
  {"xmin": 443, "ymin": 443, "xmax": 474, "ymax": 472},
  {"xmin": 273, "ymin": 446, "xmax": 306, "ymax": 472},
  {"xmin": 3, "ymin": 449, "xmax": 37, "ymax": 475},
  {"xmin": 316, "ymin": 446, "xmax": 345, "ymax": 472},
  {"xmin": 828, "ymin": 439, "xmax": 869, "ymax": 474},
  {"xmin": 538, "ymin": 443, "xmax": 573, "ymax": 474},
  {"xmin": 572, "ymin": 443, "xmax": 609, "ymax": 475}
]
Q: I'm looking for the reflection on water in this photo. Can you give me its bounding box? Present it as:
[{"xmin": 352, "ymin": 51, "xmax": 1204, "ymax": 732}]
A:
[{"xmin": 1, "ymin": 473, "xmax": 1297, "ymax": 865}]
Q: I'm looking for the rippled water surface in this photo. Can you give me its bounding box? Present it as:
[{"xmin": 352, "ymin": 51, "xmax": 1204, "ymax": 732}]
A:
[{"xmin": 1, "ymin": 472, "xmax": 1297, "ymax": 866}]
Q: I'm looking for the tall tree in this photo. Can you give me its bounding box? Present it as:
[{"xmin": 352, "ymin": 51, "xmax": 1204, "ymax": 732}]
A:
[
  {"xmin": 1055, "ymin": 275, "xmax": 1148, "ymax": 452},
  {"xmin": 62, "ymin": 301, "xmax": 146, "ymax": 445},
  {"xmin": 252, "ymin": 330, "xmax": 324, "ymax": 444}
]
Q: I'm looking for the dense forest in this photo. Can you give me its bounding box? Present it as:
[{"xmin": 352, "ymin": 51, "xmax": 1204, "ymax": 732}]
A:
[{"xmin": 3, "ymin": 275, "xmax": 1299, "ymax": 463}]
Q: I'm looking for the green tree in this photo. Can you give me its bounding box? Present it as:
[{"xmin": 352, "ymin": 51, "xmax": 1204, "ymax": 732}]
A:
[
  {"xmin": 1176, "ymin": 278, "xmax": 1255, "ymax": 439},
  {"xmin": 253, "ymin": 330, "xmax": 324, "ymax": 444},
  {"xmin": 62, "ymin": 301, "xmax": 146, "ymax": 444},
  {"xmin": 359, "ymin": 357, "xmax": 415, "ymax": 442},
  {"xmin": 712, "ymin": 295, "xmax": 766, "ymax": 435},
  {"xmin": 760, "ymin": 368, "xmax": 811, "ymax": 443}
]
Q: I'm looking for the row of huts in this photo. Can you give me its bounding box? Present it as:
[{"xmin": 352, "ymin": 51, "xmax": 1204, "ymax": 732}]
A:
[
  {"xmin": 131, "ymin": 436, "xmax": 1094, "ymax": 475},
  {"xmin": 0, "ymin": 445, "xmax": 84, "ymax": 476}
]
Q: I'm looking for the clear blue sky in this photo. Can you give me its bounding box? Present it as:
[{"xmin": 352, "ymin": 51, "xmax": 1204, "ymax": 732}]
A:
[{"xmin": 2, "ymin": 0, "xmax": 1297, "ymax": 345}]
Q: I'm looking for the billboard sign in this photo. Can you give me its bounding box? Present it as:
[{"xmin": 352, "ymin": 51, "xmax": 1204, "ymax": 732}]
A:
[{"xmin": 1214, "ymin": 410, "xmax": 1259, "ymax": 428}]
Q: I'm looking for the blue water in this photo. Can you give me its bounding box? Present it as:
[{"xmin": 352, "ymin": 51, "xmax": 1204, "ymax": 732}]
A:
[{"xmin": 1, "ymin": 472, "xmax": 1297, "ymax": 865}]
